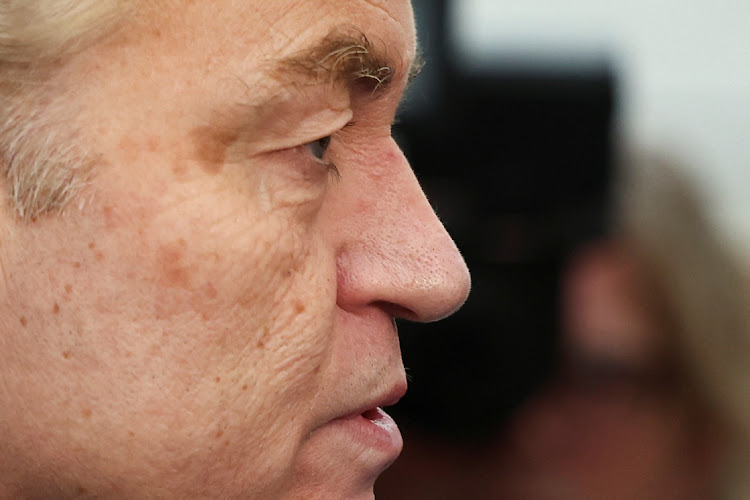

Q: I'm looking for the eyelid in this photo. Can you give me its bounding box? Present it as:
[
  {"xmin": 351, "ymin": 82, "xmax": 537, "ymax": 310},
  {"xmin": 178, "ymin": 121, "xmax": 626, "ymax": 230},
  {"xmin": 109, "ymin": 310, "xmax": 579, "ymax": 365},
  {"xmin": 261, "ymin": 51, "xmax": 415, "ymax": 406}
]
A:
[{"xmin": 256, "ymin": 107, "xmax": 353, "ymax": 155}]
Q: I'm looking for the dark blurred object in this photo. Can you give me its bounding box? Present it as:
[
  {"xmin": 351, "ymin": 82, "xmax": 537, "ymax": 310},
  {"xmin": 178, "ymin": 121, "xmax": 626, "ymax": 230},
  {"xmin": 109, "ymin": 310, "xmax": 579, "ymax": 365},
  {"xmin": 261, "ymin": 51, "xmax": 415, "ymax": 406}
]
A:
[{"xmin": 388, "ymin": 0, "xmax": 615, "ymax": 443}]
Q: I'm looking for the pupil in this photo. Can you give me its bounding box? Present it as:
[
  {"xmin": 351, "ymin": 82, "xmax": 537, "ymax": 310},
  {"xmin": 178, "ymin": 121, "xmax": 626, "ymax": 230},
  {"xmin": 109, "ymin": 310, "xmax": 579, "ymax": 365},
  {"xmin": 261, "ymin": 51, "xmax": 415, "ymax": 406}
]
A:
[{"xmin": 311, "ymin": 136, "xmax": 331, "ymax": 159}]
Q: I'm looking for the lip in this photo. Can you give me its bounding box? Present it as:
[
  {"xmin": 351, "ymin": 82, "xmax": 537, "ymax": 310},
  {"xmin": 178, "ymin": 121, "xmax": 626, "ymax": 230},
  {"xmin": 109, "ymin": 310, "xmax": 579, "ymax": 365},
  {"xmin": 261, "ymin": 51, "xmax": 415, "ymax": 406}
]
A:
[
  {"xmin": 327, "ymin": 381, "xmax": 407, "ymax": 457},
  {"xmin": 345, "ymin": 382, "xmax": 407, "ymax": 418}
]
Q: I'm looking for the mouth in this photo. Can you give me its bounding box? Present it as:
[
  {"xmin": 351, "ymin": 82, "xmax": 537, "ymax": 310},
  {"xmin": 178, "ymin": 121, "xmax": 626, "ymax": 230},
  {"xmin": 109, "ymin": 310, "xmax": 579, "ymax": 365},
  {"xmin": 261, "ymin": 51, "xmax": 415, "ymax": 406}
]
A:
[{"xmin": 327, "ymin": 382, "xmax": 407, "ymax": 458}]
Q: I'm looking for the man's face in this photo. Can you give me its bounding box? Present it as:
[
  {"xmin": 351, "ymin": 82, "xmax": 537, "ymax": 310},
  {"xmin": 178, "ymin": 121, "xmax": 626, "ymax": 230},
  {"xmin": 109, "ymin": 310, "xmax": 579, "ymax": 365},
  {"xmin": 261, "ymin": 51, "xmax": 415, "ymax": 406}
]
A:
[{"xmin": 0, "ymin": 1, "xmax": 470, "ymax": 498}]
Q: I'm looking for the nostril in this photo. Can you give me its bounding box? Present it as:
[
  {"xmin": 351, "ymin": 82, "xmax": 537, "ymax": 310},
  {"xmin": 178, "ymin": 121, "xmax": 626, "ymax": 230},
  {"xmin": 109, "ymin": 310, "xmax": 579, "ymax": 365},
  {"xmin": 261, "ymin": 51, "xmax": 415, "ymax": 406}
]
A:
[{"xmin": 376, "ymin": 301, "xmax": 417, "ymax": 322}]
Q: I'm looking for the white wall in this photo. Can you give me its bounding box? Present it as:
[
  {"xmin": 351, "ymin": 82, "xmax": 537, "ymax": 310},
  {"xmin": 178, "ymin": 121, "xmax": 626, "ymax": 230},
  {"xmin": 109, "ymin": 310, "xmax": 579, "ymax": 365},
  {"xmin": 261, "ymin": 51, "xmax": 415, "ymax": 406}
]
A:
[{"xmin": 449, "ymin": 0, "xmax": 750, "ymax": 253}]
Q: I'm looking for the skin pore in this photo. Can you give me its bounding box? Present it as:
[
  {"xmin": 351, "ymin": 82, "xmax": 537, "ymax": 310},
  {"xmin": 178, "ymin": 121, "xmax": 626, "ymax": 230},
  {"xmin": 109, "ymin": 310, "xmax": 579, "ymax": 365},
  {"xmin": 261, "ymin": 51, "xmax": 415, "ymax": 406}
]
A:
[{"xmin": 0, "ymin": 1, "xmax": 470, "ymax": 498}]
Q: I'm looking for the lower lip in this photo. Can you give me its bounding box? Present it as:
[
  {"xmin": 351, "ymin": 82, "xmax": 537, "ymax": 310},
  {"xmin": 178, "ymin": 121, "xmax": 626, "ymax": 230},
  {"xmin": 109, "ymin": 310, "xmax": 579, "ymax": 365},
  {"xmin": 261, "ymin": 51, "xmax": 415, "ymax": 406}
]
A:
[{"xmin": 329, "ymin": 407, "xmax": 403, "ymax": 458}]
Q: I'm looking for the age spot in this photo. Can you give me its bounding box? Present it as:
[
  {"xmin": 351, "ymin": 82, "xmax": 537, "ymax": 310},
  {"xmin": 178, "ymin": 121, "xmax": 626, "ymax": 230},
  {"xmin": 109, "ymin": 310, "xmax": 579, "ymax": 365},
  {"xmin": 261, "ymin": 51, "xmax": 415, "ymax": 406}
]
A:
[
  {"xmin": 157, "ymin": 238, "xmax": 192, "ymax": 289},
  {"xmin": 189, "ymin": 125, "xmax": 239, "ymax": 174}
]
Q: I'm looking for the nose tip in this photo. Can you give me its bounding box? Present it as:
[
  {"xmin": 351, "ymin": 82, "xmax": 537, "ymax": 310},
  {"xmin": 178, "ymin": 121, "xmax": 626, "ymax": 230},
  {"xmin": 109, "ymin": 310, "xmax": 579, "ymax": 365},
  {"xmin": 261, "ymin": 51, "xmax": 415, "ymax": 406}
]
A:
[
  {"xmin": 403, "ymin": 239, "xmax": 471, "ymax": 323},
  {"xmin": 334, "ymin": 189, "xmax": 471, "ymax": 324},
  {"xmin": 336, "ymin": 231, "xmax": 471, "ymax": 323}
]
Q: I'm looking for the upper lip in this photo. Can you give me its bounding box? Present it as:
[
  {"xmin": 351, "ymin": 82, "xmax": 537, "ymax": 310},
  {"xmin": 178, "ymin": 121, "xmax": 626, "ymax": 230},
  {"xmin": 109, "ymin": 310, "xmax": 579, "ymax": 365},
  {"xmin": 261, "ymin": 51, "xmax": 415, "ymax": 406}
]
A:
[{"xmin": 341, "ymin": 379, "xmax": 408, "ymax": 419}]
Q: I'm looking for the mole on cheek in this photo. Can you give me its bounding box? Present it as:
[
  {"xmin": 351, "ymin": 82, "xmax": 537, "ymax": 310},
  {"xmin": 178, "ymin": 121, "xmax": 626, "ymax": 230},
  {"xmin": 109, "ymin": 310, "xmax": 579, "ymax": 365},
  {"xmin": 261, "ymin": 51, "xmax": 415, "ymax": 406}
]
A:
[
  {"xmin": 53, "ymin": 303, "xmax": 60, "ymax": 314},
  {"xmin": 19, "ymin": 316, "xmax": 27, "ymax": 327}
]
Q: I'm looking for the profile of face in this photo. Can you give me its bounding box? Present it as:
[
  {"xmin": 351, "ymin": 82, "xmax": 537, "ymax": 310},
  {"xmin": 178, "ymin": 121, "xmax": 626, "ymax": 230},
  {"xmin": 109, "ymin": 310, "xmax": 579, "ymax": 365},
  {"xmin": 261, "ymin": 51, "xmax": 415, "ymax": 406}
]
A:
[{"xmin": 0, "ymin": 1, "xmax": 470, "ymax": 498}]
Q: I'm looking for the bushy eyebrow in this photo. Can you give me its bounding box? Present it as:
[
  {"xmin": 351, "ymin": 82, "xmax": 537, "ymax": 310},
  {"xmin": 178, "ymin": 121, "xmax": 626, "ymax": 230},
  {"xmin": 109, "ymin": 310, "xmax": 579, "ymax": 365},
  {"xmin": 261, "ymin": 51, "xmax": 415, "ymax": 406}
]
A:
[{"xmin": 271, "ymin": 27, "xmax": 423, "ymax": 95}]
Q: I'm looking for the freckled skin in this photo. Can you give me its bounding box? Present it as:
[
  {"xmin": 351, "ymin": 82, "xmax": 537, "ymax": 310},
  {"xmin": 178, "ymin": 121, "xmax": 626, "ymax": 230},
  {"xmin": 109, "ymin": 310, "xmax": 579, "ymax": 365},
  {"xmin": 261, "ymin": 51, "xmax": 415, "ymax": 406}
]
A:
[{"xmin": 0, "ymin": 1, "xmax": 470, "ymax": 499}]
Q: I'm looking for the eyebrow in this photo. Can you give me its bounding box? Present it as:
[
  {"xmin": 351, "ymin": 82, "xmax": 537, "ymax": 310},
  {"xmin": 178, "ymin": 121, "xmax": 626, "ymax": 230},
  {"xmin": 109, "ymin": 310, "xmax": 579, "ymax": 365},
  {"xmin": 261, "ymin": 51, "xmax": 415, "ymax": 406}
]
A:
[{"xmin": 272, "ymin": 27, "xmax": 424, "ymax": 95}]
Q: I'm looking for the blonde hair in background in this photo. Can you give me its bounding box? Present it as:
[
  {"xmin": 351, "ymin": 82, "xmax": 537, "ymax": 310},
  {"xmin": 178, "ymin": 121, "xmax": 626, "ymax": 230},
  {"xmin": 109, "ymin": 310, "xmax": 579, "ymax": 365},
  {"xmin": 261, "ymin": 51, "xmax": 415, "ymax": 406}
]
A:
[
  {"xmin": 615, "ymin": 153, "xmax": 750, "ymax": 499},
  {"xmin": 0, "ymin": 0, "xmax": 131, "ymax": 218}
]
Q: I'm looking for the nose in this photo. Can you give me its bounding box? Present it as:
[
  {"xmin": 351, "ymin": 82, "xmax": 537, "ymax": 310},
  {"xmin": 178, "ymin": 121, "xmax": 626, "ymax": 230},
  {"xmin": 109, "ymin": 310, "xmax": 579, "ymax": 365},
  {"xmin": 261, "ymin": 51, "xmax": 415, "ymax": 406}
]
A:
[{"xmin": 332, "ymin": 139, "xmax": 471, "ymax": 323}]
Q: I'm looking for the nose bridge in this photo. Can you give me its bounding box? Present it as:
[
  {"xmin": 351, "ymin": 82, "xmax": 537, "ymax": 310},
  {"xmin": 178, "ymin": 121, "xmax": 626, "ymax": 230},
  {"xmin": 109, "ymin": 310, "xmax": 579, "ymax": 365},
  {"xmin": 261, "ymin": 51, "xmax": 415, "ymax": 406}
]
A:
[{"xmin": 334, "ymin": 141, "xmax": 471, "ymax": 323}]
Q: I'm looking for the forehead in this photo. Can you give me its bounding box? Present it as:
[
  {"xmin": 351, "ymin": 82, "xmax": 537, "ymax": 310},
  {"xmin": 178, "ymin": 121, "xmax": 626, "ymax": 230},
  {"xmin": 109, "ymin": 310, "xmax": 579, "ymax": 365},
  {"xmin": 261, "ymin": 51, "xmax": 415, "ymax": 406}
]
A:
[{"xmin": 132, "ymin": 0, "xmax": 417, "ymax": 83}]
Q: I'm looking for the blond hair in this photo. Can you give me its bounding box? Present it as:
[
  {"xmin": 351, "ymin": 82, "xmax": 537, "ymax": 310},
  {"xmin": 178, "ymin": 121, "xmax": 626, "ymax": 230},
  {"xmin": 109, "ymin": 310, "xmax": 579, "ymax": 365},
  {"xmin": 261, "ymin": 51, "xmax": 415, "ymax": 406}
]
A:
[
  {"xmin": 616, "ymin": 153, "xmax": 750, "ymax": 498},
  {"xmin": 0, "ymin": 0, "xmax": 129, "ymax": 218}
]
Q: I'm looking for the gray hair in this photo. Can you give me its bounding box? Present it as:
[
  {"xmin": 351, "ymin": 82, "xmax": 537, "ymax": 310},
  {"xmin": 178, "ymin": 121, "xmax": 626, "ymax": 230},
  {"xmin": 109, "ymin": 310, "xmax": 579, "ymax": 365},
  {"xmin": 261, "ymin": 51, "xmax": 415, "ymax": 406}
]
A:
[{"xmin": 0, "ymin": 0, "xmax": 128, "ymax": 218}]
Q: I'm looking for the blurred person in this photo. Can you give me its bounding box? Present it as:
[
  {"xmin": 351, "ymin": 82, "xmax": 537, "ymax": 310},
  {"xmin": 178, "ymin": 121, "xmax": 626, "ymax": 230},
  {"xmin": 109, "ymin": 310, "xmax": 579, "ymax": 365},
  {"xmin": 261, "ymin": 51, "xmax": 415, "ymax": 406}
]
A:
[
  {"xmin": 496, "ymin": 153, "xmax": 750, "ymax": 500},
  {"xmin": 377, "ymin": 153, "xmax": 749, "ymax": 499},
  {"xmin": 0, "ymin": 1, "xmax": 471, "ymax": 498}
]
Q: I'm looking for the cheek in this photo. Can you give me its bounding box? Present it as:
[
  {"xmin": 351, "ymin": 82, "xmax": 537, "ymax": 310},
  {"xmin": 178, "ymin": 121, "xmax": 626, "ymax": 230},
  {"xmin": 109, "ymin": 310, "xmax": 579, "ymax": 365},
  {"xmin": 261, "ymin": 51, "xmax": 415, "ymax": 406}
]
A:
[{"xmin": 134, "ymin": 202, "xmax": 336, "ymax": 397}]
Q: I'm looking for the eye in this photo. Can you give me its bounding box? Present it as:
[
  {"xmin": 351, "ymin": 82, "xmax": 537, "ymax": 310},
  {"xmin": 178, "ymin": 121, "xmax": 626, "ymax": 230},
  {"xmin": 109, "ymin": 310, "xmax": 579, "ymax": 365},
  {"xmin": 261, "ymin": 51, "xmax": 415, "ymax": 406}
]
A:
[
  {"xmin": 306, "ymin": 135, "xmax": 332, "ymax": 162},
  {"xmin": 303, "ymin": 135, "xmax": 339, "ymax": 178}
]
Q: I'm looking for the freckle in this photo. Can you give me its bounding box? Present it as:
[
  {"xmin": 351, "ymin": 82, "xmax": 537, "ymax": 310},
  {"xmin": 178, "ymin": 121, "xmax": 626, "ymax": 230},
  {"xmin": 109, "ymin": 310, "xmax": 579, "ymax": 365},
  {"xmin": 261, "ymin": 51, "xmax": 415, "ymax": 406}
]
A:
[
  {"xmin": 62, "ymin": 351, "xmax": 71, "ymax": 359},
  {"xmin": 295, "ymin": 301, "xmax": 305, "ymax": 314},
  {"xmin": 77, "ymin": 486, "xmax": 87, "ymax": 495},
  {"xmin": 172, "ymin": 163, "xmax": 187, "ymax": 176},
  {"xmin": 285, "ymin": 270, "xmax": 292, "ymax": 278},
  {"xmin": 53, "ymin": 303, "xmax": 60, "ymax": 314},
  {"xmin": 94, "ymin": 251, "xmax": 105, "ymax": 262},
  {"xmin": 158, "ymin": 241, "xmax": 191, "ymax": 289},
  {"xmin": 224, "ymin": 440, "xmax": 230, "ymax": 447},
  {"xmin": 241, "ymin": 384, "xmax": 248, "ymax": 391},
  {"xmin": 19, "ymin": 316, "xmax": 27, "ymax": 327},
  {"xmin": 88, "ymin": 242, "xmax": 96, "ymax": 250},
  {"xmin": 73, "ymin": 262, "xmax": 81, "ymax": 268},
  {"xmin": 128, "ymin": 430, "xmax": 135, "ymax": 438},
  {"xmin": 215, "ymin": 429, "xmax": 224, "ymax": 438},
  {"xmin": 65, "ymin": 284, "xmax": 73, "ymax": 294},
  {"xmin": 215, "ymin": 376, "xmax": 221, "ymax": 383},
  {"xmin": 82, "ymin": 409, "xmax": 92, "ymax": 418},
  {"xmin": 152, "ymin": 28, "xmax": 162, "ymax": 38},
  {"xmin": 147, "ymin": 136, "xmax": 160, "ymax": 151}
]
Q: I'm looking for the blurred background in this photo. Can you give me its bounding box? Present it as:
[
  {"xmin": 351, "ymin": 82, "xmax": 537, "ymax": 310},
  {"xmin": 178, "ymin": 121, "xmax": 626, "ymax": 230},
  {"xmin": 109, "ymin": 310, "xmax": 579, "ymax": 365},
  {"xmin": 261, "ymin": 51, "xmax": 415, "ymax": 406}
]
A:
[{"xmin": 377, "ymin": 1, "xmax": 750, "ymax": 498}]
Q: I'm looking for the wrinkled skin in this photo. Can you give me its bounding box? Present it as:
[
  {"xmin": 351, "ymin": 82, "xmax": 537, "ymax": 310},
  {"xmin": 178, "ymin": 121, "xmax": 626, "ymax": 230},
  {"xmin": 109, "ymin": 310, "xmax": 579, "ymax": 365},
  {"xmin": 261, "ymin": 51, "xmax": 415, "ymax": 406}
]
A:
[{"xmin": 0, "ymin": 1, "xmax": 470, "ymax": 498}]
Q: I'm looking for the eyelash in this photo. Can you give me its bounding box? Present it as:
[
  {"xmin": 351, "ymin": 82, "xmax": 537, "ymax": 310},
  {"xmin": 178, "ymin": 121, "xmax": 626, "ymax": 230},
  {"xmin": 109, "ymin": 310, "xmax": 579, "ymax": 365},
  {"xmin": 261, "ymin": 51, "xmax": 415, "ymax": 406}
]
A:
[{"xmin": 304, "ymin": 135, "xmax": 340, "ymax": 179}]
